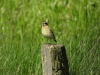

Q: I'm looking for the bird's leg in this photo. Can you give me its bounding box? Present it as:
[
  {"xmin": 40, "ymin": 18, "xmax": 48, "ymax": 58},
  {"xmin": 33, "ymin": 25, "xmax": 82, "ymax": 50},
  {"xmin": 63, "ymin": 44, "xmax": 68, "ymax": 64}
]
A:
[
  {"xmin": 46, "ymin": 39, "xmax": 48, "ymax": 44},
  {"xmin": 49, "ymin": 39, "xmax": 51, "ymax": 44}
]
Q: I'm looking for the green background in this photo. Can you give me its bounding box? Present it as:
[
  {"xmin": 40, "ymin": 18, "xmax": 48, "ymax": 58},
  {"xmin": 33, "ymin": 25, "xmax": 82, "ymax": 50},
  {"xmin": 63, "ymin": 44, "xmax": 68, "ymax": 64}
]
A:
[{"xmin": 0, "ymin": 0, "xmax": 100, "ymax": 75}]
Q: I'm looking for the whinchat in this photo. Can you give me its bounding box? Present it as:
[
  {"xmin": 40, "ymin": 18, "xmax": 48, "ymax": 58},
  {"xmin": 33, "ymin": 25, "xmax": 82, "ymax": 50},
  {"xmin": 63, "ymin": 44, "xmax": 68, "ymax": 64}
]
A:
[{"xmin": 41, "ymin": 21, "xmax": 57, "ymax": 43}]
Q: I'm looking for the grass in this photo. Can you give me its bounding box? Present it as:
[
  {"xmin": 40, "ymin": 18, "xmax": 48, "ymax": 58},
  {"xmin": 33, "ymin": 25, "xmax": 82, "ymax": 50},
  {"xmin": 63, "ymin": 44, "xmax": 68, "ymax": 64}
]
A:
[{"xmin": 0, "ymin": 0, "xmax": 100, "ymax": 75}]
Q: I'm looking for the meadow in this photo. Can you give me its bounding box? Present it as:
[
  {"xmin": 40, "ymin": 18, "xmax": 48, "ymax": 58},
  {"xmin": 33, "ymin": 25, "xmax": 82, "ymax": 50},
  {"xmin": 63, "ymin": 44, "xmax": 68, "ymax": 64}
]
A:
[{"xmin": 0, "ymin": 0, "xmax": 100, "ymax": 75}]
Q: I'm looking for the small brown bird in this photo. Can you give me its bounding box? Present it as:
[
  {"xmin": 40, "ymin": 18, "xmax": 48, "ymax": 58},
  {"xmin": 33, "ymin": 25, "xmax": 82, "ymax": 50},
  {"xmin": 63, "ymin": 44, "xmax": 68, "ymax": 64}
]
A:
[{"xmin": 41, "ymin": 21, "xmax": 57, "ymax": 43}]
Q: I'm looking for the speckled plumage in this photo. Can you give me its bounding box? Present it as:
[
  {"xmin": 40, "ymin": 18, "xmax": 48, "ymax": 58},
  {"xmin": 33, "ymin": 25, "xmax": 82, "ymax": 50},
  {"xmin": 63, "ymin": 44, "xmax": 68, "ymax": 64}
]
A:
[{"xmin": 42, "ymin": 21, "xmax": 57, "ymax": 42}]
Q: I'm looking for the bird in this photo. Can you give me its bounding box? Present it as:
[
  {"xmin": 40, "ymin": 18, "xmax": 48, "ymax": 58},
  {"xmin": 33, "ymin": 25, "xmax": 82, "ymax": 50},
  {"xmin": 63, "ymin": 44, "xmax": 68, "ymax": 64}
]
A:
[{"xmin": 41, "ymin": 21, "xmax": 57, "ymax": 43}]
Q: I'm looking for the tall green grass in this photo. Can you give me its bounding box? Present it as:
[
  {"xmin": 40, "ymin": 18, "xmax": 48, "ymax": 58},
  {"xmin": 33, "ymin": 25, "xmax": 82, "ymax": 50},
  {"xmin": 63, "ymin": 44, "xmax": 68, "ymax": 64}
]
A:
[{"xmin": 0, "ymin": 0, "xmax": 100, "ymax": 75}]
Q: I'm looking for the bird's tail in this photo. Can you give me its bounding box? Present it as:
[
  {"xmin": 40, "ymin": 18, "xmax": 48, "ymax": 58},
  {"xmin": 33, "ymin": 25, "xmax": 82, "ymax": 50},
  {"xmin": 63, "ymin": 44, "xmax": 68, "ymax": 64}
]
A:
[{"xmin": 54, "ymin": 39, "xmax": 57, "ymax": 42}]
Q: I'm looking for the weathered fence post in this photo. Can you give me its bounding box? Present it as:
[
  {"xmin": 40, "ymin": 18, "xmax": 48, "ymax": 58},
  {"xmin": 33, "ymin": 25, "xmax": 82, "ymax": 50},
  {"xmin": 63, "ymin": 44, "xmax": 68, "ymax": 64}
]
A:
[{"xmin": 41, "ymin": 44, "xmax": 69, "ymax": 75}]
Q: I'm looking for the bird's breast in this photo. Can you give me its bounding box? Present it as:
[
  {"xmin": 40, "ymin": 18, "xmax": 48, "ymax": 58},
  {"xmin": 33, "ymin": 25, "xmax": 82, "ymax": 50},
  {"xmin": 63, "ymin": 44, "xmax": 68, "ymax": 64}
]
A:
[{"xmin": 42, "ymin": 27, "xmax": 53, "ymax": 39}]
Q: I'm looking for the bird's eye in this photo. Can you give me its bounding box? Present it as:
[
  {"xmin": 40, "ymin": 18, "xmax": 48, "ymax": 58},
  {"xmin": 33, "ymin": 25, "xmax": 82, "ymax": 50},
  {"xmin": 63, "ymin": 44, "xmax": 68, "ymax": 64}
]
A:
[{"xmin": 44, "ymin": 23, "xmax": 47, "ymax": 25}]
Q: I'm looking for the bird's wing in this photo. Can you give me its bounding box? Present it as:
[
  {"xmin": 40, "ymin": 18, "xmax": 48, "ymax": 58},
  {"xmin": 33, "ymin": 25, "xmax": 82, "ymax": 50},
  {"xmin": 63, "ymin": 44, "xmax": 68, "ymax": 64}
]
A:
[
  {"xmin": 49, "ymin": 27, "xmax": 54, "ymax": 34},
  {"xmin": 49, "ymin": 26, "xmax": 57, "ymax": 42},
  {"xmin": 49, "ymin": 27, "xmax": 55, "ymax": 38}
]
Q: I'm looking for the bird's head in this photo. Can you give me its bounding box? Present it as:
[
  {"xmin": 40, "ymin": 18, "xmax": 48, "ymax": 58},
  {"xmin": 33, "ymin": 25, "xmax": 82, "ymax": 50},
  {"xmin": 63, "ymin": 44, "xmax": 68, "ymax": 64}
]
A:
[{"xmin": 42, "ymin": 21, "xmax": 48, "ymax": 26}]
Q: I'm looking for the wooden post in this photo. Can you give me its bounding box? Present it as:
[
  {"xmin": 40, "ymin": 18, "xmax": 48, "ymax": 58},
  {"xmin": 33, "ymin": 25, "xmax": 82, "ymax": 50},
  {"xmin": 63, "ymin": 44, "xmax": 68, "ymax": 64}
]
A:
[{"xmin": 41, "ymin": 44, "xmax": 69, "ymax": 75}]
